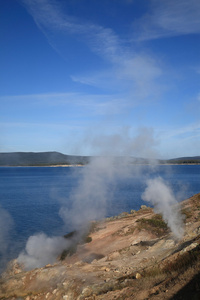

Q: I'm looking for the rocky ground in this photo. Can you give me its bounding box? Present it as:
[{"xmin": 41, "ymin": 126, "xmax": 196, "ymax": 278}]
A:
[{"xmin": 0, "ymin": 193, "xmax": 200, "ymax": 300}]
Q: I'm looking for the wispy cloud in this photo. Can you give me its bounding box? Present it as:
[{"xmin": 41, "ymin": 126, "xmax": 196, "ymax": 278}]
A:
[
  {"xmin": 71, "ymin": 52, "xmax": 164, "ymax": 101},
  {"xmin": 79, "ymin": 127, "xmax": 160, "ymax": 158},
  {"xmin": 20, "ymin": 0, "xmax": 165, "ymax": 101},
  {"xmin": 197, "ymin": 67, "xmax": 200, "ymax": 75},
  {"xmin": 21, "ymin": 0, "xmax": 121, "ymax": 63},
  {"xmin": 157, "ymin": 121, "xmax": 200, "ymax": 158},
  {"xmin": 160, "ymin": 122, "xmax": 200, "ymax": 141},
  {"xmin": 0, "ymin": 92, "xmax": 129, "ymax": 115},
  {"xmin": 133, "ymin": 0, "xmax": 200, "ymax": 41}
]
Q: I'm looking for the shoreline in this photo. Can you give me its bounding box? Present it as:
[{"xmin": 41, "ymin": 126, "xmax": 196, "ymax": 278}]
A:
[
  {"xmin": 0, "ymin": 163, "xmax": 200, "ymax": 167},
  {"xmin": 0, "ymin": 164, "xmax": 84, "ymax": 167}
]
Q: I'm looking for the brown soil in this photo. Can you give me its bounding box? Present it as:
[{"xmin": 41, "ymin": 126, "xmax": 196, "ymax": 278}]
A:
[{"xmin": 0, "ymin": 193, "xmax": 200, "ymax": 300}]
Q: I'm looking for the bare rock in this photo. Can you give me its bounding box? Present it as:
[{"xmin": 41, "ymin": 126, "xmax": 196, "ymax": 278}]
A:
[
  {"xmin": 0, "ymin": 193, "xmax": 200, "ymax": 300},
  {"xmin": 136, "ymin": 272, "xmax": 142, "ymax": 279}
]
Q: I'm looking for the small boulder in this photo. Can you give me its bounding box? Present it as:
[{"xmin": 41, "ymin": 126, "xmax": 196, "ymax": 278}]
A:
[
  {"xmin": 136, "ymin": 272, "xmax": 142, "ymax": 279},
  {"xmin": 140, "ymin": 205, "xmax": 147, "ymax": 209}
]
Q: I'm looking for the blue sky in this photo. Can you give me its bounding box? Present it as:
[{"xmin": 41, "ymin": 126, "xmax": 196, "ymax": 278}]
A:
[{"xmin": 0, "ymin": 0, "xmax": 200, "ymax": 158}]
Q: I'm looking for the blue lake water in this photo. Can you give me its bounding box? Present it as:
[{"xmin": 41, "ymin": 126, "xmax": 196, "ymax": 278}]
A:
[{"xmin": 0, "ymin": 164, "xmax": 199, "ymax": 271}]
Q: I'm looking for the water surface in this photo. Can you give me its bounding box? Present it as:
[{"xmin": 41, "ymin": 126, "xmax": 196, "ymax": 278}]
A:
[{"xmin": 0, "ymin": 165, "xmax": 199, "ymax": 270}]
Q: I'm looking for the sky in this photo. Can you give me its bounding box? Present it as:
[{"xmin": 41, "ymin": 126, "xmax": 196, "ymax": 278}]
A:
[{"xmin": 0, "ymin": 0, "xmax": 200, "ymax": 158}]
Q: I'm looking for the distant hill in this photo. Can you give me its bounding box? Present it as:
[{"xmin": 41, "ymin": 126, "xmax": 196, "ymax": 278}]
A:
[
  {"xmin": 0, "ymin": 152, "xmax": 199, "ymax": 166},
  {"xmin": 158, "ymin": 156, "xmax": 200, "ymax": 164},
  {"xmin": 0, "ymin": 152, "xmax": 90, "ymax": 166}
]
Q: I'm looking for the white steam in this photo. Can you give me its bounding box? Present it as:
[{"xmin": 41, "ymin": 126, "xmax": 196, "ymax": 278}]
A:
[
  {"xmin": 59, "ymin": 156, "xmax": 121, "ymax": 230},
  {"xmin": 76, "ymin": 126, "xmax": 159, "ymax": 159},
  {"xmin": 0, "ymin": 206, "xmax": 14, "ymax": 272},
  {"xmin": 17, "ymin": 128, "xmax": 162, "ymax": 270},
  {"xmin": 60, "ymin": 127, "xmax": 160, "ymax": 230},
  {"xmin": 142, "ymin": 177, "xmax": 184, "ymax": 239},
  {"xmin": 17, "ymin": 156, "xmax": 119, "ymax": 270},
  {"xmin": 17, "ymin": 233, "xmax": 69, "ymax": 270}
]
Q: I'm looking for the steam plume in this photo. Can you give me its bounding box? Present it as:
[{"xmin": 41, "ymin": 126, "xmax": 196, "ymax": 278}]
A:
[
  {"xmin": 60, "ymin": 127, "xmax": 160, "ymax": 231},
  {"xmin": 0, "ymin": 206, "xmax": 14, "ymax": 272},
  {"xmin": 17, "ymin": 157, "xmax": 121, "ymax": 270},
  {"xmin": 17, "ymin": 128, "xmax": 161, "ymax": 269},
  {"xmin": 59, "ymin": 156, "xmax": 119, "ymax": 230},
  {"xmin": 142, "ymin": 176, "xmax": 184, "ymax": 239},
  {"xmin": 17, "ymin": 233, "xmax": 69, "ymax": 270}
]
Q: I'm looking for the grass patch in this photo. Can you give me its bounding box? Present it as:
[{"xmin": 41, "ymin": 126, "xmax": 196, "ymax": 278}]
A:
[
  {"xmin": 60, "ymin": 229, "xmax": 93, "ymax": 261},
  {"xmin": 136, "ymin": 214, "xmax": 168, "ymax": 237},
  {"xmin": 142, "ymin": 242, "xmax": 200, "ymax": 279},
  {"xmin": 136, "ymin": 207, "xmax": 153, "ymax": 215},
  {"xmin": 143, "ymin": 266, "xmax": 164, "ymax": 278},
  {"xmin": 163, "ymin": 244, "xmax": 200, "ymax": 274},
  {"xmin": 60, "ymin": 245, "xmax": 78, "ymax": 260}
]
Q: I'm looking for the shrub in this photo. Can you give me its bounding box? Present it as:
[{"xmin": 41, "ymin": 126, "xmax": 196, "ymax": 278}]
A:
[
  {"xmin": 60, "ymin": 244, "xmax": 78, "ymax": 260},
  {"xmin": 136, "ymin": 214, "xmax": 168, "ymax": 237},
  {"xmin": 163, "ymin": 244, "xmax": 200, "ymax": 274},
  {"xmin": 60, "ymin": 229, "xmax": 92, "ymax": 261}
]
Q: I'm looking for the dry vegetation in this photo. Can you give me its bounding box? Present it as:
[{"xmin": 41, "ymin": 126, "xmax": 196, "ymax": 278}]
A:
[
  {"xmin": 0, "ymin": 193, "xmax": 200, "ymax": 299},
  {"xmin": 136, "ymin": 214, "xmax": 169, "ymax": 237}
]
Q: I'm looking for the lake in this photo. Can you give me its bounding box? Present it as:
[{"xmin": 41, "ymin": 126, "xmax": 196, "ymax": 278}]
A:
[{"xmin": 0, "ymin": 164, "xmax": 199, "ymax": 271}]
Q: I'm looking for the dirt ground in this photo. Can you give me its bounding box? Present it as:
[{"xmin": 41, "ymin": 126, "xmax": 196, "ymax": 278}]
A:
[{"xmin": 0, "ymin": 193, "xmax": 200, "ymax": 299}]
